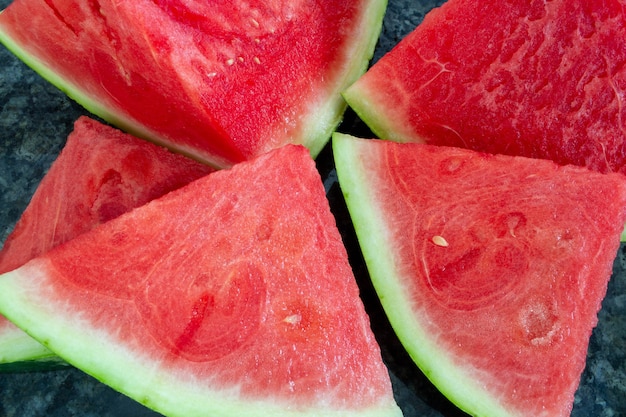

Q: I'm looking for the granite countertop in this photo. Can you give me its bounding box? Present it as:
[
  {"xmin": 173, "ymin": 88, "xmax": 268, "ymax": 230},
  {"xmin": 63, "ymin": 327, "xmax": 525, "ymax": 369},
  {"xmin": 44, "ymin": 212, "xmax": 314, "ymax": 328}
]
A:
[{"xmin": 0, "ymin": 0, "xmax": 625, "ymax": 416}]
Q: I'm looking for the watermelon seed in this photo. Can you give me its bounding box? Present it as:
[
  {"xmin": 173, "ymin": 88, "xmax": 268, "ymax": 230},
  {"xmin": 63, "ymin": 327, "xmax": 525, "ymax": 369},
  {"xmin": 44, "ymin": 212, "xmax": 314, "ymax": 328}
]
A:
[
  {"xmin": 432, "ymin": 235, "xmax": 449, "ymax": 247},
  {"xmin": 283, "ymin": 314, "xmax": 302, "ymax": 325},
  {"xmin": 254, "ymin": 57, "xmax": 261, "ymax": 64},
  {"xmin": 226, "ymin": 58, "xmax": 235, "ymax": 66}
]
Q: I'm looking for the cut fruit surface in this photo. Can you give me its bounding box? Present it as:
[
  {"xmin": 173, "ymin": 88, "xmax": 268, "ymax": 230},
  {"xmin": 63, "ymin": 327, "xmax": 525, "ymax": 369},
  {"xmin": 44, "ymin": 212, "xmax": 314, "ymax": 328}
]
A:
[
  {"xmin": 333, "ymin": 133, "xmax": 626, "ymax": 417},
  {"xmin": 0, "ymin": 116, "xmax": 214, "ymax": 369},
  {"xmin": 344, "ymin": 0, "xmax": 626, "ymax": 175},
  {"xmin": 0, "ymin": 144, "xmax": 401, "ymax": 417},
  {"xmin": 0, "ymin": 0, "xmax": 387, "ymax": 167}
]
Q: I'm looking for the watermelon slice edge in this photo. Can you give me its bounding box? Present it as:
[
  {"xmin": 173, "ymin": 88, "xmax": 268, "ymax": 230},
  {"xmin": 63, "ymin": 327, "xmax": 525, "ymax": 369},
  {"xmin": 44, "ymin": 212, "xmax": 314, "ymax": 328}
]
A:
[
  {"xmin": 333, "ymin": 132, "xmax": 626, "ymax": 417},
  {"xmin": 0, "ymin": 143, "xmax": 403, "ymax": 417}
]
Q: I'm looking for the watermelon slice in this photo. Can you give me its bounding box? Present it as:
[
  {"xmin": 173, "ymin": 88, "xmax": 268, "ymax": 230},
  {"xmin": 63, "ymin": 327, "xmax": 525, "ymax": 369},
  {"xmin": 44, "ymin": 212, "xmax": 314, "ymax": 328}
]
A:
[
  {"xmin": 0, "ymin": 144, "xmax": 402, "ymax": 417},
  {"xmin": 0, "ymin": 115, "xmax": 214, "ymax": 370},
  {"xmin": 332, "ymin": 133, "xmax": 626, "ymax": 417},
  {"xmin": 0, "ymin": 0, "xmax": 387, "ymax": 168},
  {"xmin": 343, "ymin": 0, "xmax": 626, "ymax": 175}
]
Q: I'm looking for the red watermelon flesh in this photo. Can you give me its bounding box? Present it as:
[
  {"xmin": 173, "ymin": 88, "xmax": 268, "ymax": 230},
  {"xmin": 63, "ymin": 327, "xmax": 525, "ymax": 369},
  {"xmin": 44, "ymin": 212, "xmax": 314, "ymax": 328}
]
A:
[
  {"xmin": 344, "ymin": 0, "xmax": 626, "ymax": 175},
  {"xmin": 0, "ymin": 0, "xmax": 386, "ymax": 168},
  {"xmin": 0, "ymin": 115, "xmax": 214, "ymax": 367},
  {"xmin": 0, "ymin": 144, "xmax": 402, "ymax": 417},
  {"xmin": 333, "ymin": 133, "xmax": 626, "ymax": 417}
]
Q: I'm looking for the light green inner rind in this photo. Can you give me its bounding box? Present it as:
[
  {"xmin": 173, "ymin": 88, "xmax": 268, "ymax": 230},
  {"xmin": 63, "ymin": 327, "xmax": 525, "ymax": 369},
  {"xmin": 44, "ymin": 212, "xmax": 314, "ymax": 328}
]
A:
[
  {"xmin": 300, "ymin": 0, "xmax": 388, "ymax": 158},
  {"xmin": 342, "ymin": 79, "xmax": 419, "ymax": 145},
  {"xmin": 0, "ymin": 323, "xmax": 63, "ymax": 368},
  {"xmin": 0, "ymin": 261, "xmax": 401, "ymax": 417},
  {"xmin": 332, "ymin": 133, "xmax": 518, "ymax": 417},
  {"xmin": 0, "ymin": 324, "xmax": 68, "ymax": 372}
]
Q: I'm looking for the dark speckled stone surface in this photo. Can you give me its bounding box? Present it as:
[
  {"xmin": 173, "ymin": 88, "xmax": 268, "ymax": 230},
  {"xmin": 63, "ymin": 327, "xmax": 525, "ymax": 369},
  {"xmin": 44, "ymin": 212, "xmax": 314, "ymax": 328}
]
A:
[{"xmin": 0, "ymin": 0, "xmax": 625, "ymax": 416}]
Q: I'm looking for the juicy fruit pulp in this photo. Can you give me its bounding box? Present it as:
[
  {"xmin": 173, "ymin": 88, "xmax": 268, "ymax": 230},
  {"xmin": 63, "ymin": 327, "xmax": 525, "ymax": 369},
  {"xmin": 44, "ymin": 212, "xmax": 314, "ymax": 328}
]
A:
[
  {"xmin": 0, "ymin": 116, "xmax": 214, "ymax": 274},
  {"xmin": 0, "ymin": 116, "xmax": 214, "ymax": 369},
  {"xmin": 0, "ymin": 144, "xmax": 402, "ymax": 417},
  {"xmin": 333, "ymin": 133, "xmax": 626, "ymax": 417},
  {"xmin": 344, "ymin": 0, "xmax": 626, "ymax": 175},
  {"xmin": 0, "ymin": 0, "xmax": 387, "ymax": 168}
]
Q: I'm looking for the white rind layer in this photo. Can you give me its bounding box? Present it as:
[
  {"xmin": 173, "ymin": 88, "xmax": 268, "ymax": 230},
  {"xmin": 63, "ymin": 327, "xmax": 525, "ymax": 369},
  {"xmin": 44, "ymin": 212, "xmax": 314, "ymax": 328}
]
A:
[{"xmin": 297, "ymin": 0, "xmax": 388, "ymax": 159}]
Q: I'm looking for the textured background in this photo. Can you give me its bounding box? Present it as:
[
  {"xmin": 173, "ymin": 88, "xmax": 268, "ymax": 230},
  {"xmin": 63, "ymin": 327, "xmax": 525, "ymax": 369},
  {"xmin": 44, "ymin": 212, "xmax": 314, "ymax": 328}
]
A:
[{"xmin": 0, "ymin": 0, "xmax": 624, "ymax": 416}]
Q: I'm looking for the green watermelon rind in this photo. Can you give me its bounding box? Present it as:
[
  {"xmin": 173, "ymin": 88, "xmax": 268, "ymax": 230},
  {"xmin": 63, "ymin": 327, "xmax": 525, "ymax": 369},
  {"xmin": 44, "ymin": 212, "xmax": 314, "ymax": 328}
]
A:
[
  {"xmin": 0, "ymin": 323, "xmax": 66, "ymax": 371},
  {"xmin": 290, "ymin": 0, "xmax": 388, "ymax": 159},
  {"xmin": 0, "ymin": 0, "xmax": 387, "ymax": 168},
  {"xmin": 0, "ymin": 261, "xmax": 401, "ymax": 417},
  {"xmin": 332, "ymin": 132, "xmax": 516, "ymax": 417},
  {"xmin": 342, "ymin": 78, "xmax": 418, "ymax": 145}
]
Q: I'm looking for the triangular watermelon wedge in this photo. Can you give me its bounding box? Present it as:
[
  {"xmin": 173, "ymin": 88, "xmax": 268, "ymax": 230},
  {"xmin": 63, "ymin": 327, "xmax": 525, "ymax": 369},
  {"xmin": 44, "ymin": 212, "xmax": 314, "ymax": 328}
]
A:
[
  {"xmin": 332, "ymin": 133, "xmax": 626, "ymax": 417},
  {"xmin": 343, "ymin": 0, "xmax": 626, "ymax": 175},
  {"xmin": 0, "ymin": 144, "xmax": 402, "ymax": 417},
  {"xmin": 0, "ymin": 0, "xmax": 387, "ymax": 168},
  {"xmin": 0, "ymin": 116, "xmax": 214, "ymax": 370}
]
